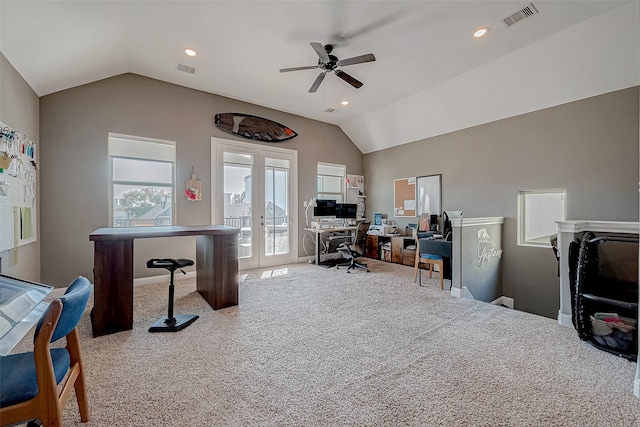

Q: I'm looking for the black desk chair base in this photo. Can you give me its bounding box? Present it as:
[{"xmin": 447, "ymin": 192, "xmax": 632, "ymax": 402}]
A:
[
  {"xmin": 344, "ymin": 263, "xmax": 370, "ymax": 273},
  {"xmin": 147, "ymin": 258, "xmax": 198, "ymax": 333},
  {"xmin": 336, "ymin": 256, "xmax": 370, "ymax": 273}
]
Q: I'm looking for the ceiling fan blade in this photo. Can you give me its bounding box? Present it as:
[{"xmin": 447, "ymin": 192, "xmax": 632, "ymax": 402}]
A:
[
  {"xmin": 279, "ymin": 65, "xmax": 318, "ymax": 73},
  {"xmin": 334, "ymin": 70, "xmax": 363, "ymax": 89},
  {"xmin": 308, "ymin": 72, "xmax": 327, "ymax": 93},
  {"xmin": 336, "ymin": 53, "xmax": 376, "ymax": 67},
  {"xmin": 310, "ymin": 42, "xmax": 330, "ymax": 63}
]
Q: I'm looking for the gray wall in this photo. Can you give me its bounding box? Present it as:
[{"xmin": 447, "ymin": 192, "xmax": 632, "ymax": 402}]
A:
[
  {"xmin": 0, "ymin": 53, "xmax": 40, "ymax": 281},
  {"xmin": 364, "ymin": 87, "xmax": 639, "ymax": 319},
  {"xmin": 39, "ymin": 73, "xmax": 363, "ymax": 287},
  {"xmin": 7, "ymin": 60, "xmax": 639, "ymax": 321}
]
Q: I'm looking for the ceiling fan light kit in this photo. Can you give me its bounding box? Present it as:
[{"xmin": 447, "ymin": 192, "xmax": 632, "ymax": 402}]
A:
[{"xmin": 280, "ymin": 42, "xmax": 376, "ymax": 93}]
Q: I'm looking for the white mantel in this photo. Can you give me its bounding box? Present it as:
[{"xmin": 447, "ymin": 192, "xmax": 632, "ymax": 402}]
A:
[{"xmin": 555, "ymin": 220, "xmax": 639, "ymax": 398}]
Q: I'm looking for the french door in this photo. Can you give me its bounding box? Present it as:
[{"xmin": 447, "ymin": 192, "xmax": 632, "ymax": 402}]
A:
[{"xmin": 212, "ymin": 138, "xmax": 297, "ymax": 270}]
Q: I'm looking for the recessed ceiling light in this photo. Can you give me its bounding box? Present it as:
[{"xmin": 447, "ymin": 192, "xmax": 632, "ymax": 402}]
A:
[
  {"xmin": 340, "ymin": 100, "xmax": 350, "ymax": 106},
  {"xmin": 473, "ymin": 27, "xmax": 490, "ymax": 38},
  {"xmin": 184, "ymin": 48, "xmax": 197, "ymax": 57}
]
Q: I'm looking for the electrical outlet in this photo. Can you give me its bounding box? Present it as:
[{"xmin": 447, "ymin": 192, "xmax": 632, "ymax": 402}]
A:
[{"xmin": 303, "ymin": 200, "xmax": 308, "ymax": 208}]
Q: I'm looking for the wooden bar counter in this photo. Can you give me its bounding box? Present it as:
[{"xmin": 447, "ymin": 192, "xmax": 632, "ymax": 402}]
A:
[{"xmin": 89, "ymin": 225, "xmax": 239, "ymax": 337}]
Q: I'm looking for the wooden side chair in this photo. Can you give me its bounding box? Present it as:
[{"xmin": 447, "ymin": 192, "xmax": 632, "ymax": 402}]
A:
[
  {"xmin": 415, "ymin": 251, "xmax": 445, "ymax": 290},
  {"xmin": 413, "ymin": 230, "xmax": 445, "ymax": 290},
  {"xmin": 0, "ymin": 276, "xmax": 91, "ymax": 427}
]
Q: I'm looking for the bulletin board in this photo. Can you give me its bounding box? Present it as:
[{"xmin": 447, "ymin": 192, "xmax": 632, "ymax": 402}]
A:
[
  {"xmin": 394, "ymin": 177, "xmax": 416, "ymax": 217},
  {"xmin": 0, "ymin": 121, "xmax": 38, "ymax": 252}
]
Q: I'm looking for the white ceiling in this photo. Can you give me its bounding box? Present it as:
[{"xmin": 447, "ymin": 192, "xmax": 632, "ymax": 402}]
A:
[{"xmin": 1, "ymin": 1, "xmax": 638, "ymax": 153}]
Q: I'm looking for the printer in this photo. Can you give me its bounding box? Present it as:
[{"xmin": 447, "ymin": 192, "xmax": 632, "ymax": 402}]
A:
[{"xmin": 368, "ymin": 225, "xmax": 395, "ymax": 235}]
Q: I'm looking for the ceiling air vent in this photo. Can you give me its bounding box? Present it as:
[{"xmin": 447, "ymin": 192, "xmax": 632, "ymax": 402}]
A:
[
  {"xmin": 324, "ymin": 108, "xmax": 336, "ymax": 113},
  {"xmin": 501, "ymin": 3, "xmax": 539, "ymax": 28},
  {"xmin": 176, "ymin": 63, "xmax": 196, "ymax": 74}
]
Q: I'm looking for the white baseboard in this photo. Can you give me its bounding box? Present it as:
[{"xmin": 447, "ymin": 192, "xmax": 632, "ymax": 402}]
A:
[
  {"xmin": 451, "ymin": 286, "xmax": 473, "ymax": 299},
  {"xmin": 557, "ymin": 312, "xmax": 573, "ymax": 328},
  {"xmin": 134, "ymin": 270, "xmax": 197, "ymax": 286},
  {"xmin": 490, "ymin": 296, "xmax": 514, "ymax": 309}
]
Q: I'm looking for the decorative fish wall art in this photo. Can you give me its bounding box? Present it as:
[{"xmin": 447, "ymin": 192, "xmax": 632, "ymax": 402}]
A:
[{"xmin": 214, "ymin": 113, "xmax": 298, "ymax": 142}]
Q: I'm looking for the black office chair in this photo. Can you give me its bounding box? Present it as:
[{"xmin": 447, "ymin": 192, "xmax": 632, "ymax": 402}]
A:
[{"xmin": 336, "ymin": 222, "xmax": 371, "ymax": 273}]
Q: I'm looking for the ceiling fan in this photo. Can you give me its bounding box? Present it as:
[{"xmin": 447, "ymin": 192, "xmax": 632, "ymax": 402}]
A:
[{"xmin": 280, "ymin": 42, "xmax": 376, "ymax": 93}]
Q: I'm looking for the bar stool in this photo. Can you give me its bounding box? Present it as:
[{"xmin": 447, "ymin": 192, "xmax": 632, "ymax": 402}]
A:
[{"xmin": 146, "ymin": 258, "xmax": 199, "ymax": 332}]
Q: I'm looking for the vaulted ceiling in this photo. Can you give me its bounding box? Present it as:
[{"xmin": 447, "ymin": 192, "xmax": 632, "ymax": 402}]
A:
[{"xmin": 1, "ymin": 1, "xmax": 638, "ymax": 153}]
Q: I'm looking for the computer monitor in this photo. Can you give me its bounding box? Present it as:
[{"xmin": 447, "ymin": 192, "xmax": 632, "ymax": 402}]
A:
[
  {"xmin": 335, "ymin": 203, "xmax": 358, "ymax": 219},
  {"xmin": 313, "ymin": 199, "xmax": 336, "ymax": 217}
]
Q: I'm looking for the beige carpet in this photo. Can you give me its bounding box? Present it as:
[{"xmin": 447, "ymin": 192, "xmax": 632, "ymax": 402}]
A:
[{"xmin": 12, "ymin": 259, "xmax": 640, "ymax": 426}]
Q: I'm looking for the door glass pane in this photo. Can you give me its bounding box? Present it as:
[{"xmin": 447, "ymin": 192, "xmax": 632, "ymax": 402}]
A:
[
  {"xmin": 224, "ymin": 158, "xmax": 253, "ymax": 259},
  {"xmin": 265, "ymin": 158, "xmax": 289, "ymax": 256}
]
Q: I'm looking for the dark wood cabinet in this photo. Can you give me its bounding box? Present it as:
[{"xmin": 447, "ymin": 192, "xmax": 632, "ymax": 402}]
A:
[
  {"xmin": 366, "ymin": 234, "xmax": 415, "ymax": 266},
  {"xmin": 391, "ymin": 236, "xmax": 404, "ymax": 263},
  {"xmin": 365, "ymin": 234, "xmax": 379, "ymax": 259},
  {"xmin": 395, "ymin": 236, "xmax": 416, "ymax": 267},
  {"xmin": 403, "ymin": 247, "xmax": 416, "ymax": 266}
]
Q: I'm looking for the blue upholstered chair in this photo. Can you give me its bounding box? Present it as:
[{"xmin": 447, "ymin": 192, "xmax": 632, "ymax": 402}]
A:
[{"xmin": 0, "ymin": 276, "xmax": 91, "ymax": 427}]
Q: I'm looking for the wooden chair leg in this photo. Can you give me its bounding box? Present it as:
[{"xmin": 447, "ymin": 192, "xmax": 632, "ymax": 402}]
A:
[
  {"xmin": 67, "ymin": 328, "xmax": 90, "ymax": 422},
  {"xmin": 75, "ymin": 370, "xmax": 90, "ymax": 422}
]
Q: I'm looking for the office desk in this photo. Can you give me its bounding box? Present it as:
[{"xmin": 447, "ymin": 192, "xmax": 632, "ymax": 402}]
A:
[
  {"xmin": 304, "ymin": 226, "xmax": 358, "ymax": 265},
  {"xmin": 89, "ymin": 225, "xmax": 239, "ymax": 337},
  {"xmin": 0, "ymin": 274, "xmax": 53, "ymax": 355}
]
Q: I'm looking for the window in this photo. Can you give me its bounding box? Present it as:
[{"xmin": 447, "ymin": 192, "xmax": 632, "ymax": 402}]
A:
[
  {"xmin": 317, "ymin": 163, "xmax": 345, "ymax": 202},
  {"xmin": 518, "ymin": 189, "xmax": 566, "ymax": 247},
  {"xmin": 108, "ymin": 134, "xmax": 176, "ymax": 227}
]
